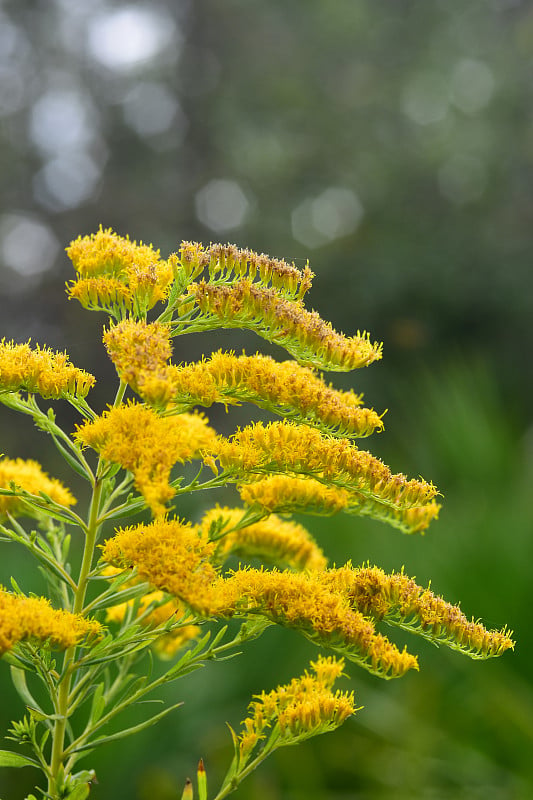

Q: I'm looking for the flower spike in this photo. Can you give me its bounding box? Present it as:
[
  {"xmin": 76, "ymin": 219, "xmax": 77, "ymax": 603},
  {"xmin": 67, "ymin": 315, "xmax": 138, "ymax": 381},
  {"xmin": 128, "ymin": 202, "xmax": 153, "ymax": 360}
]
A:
[
  {"xmin": 186, "ymin": 279, "xmax": 382, "ymax": 371},
  {"xmin": 0, "ymin": 589, "xmax": 101, "ymax": 655},
  {"xmin": 0, "ymin": 339, "xmax": 95, "ymax": 399}
]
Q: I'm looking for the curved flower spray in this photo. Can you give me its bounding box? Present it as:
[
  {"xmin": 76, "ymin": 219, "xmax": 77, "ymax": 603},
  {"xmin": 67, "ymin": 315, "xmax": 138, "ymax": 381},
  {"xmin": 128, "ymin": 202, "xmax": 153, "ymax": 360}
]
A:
[{"xmin": 0, "ymin": 227, "xmax": 513, "ymax": 799}]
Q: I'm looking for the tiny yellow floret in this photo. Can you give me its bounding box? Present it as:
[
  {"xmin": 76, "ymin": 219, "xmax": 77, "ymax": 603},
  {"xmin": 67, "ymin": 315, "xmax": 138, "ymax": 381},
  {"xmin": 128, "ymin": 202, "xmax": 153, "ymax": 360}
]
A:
[{"xmin": 102, "ymin": 518, "xmax": 219, "ymax": 616}]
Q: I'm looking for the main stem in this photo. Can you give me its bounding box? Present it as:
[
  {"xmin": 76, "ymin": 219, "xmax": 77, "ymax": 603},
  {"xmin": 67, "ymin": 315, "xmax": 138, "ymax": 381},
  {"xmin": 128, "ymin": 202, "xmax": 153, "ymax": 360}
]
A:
[
  {"xmin": 47, "ymin": 381, "xmax": 126, "ymax": 797},
  {"xmin": 47, "ymin": 475, "xmax": 103, "ymax": 797}
]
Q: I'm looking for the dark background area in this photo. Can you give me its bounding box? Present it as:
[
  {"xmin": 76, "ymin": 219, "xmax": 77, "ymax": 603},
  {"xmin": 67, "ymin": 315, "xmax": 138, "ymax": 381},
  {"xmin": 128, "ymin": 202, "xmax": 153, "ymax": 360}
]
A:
[{"xmin": 1, "ymin": 1, "xmax": 532, "ymax": 798}]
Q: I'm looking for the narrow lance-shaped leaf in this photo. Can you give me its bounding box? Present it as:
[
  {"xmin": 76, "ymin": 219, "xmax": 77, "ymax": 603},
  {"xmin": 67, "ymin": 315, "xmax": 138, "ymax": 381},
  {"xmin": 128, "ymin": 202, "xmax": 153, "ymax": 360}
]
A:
[{"xmin": 0, "ymin": 750, "xmax": 40, "ymax": 768}]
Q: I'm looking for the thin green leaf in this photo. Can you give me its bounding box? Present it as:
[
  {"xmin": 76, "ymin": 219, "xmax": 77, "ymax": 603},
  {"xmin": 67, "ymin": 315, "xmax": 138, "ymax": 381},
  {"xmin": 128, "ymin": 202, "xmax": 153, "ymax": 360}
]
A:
[
  {"xmin": 0, "ymin": 750, "xmax": 39, "ymax": 768},
  {"xmin": 76, "ymin": 638, "xmax": 152, "ymax": 667},
  {"xmin": 209, "ymin": 625, "xmax": 229, "ymax": 650},
  {"xmin": 88, "ymin": 684, "xmax": 106, "ymax": 725},
  {"xmin": 50, "ymin": 435, "xmax": 93, "ymax": 481},
  {"xmin": 9, "ymin": 576, "xmax": 24, "ymax": 593},
  {"xmin": 70, "ymin": 702, "xmax": 183, "ymax": 753},
  {"xmin": 32, "ymin": 545, "xmax": 76, "ymax": 590},
  {"xmin": 10, "ymin": 667, "xmax": 41, "ymax": 711},
  {"xmin": 98, "ymin": 496, "xmax": 148, "ymax": 522},
  {"xmin": 87, "ymin": 582, "xmax": 151, "ymax": 613}
]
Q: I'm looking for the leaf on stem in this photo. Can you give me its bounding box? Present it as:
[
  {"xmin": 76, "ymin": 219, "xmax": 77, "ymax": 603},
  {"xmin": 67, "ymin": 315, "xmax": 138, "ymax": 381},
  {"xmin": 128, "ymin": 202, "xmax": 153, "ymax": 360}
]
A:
[{"xmin": 0, "ymin": 749, "xmax": 39, "ymax": 768}]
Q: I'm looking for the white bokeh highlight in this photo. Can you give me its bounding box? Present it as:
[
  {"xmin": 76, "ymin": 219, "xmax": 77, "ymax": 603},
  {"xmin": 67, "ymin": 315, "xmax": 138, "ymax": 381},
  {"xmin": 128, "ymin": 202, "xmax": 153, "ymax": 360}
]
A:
[
  {"xmin": 292, "ymin": 187, "xmax": 364, "ymax": 249},
  {"xmin": 87, "ymin": 6, "xmax": 178, "ymax": 72},
  {"xmin": 33, "ymin": 152, "xmax": 102, "ymax": 212},
  {"xmin": 0, "ymin": 214, "xmax": 59, "ymax": 276},
  {"xmin": 122, "ymin": 82, "xmax": 186, "ymax": 139},
  {"xmin": 195, "ymin": 179, "xmax": 250, "ymax": 233},
  {"xmin": 29, "ymin": 89, "xmax": 98, "ymax": 155},
  {"xmin": 450, "ymin": 59, "xmax": 495, "ymax": 115}
]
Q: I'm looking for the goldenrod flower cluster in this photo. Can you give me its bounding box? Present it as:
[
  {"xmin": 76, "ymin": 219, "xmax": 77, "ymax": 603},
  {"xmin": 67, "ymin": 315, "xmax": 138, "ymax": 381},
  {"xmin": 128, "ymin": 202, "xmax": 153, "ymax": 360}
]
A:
[
  {"xmin": 102, "ymin": 516, "xmax": 512, "ymax": 676},
  {"xmin": 101, "ymin": 520, "xmax": 414, "ymax": 678},
  {"xmin": 66, "ymin": 226, "xmax": 175, "ymax": 316},
  {"xmin": 237, "ymin": 474, "xmax": 439, "ymax": 534},
  {"xmin": 0, "ymin": 456, "xmax": 76, "ymax": 518},
  {"xmin": 213, "ymin": 567, "xmax": 418, "ymax": 679},
  {"xmin": 0, "ymin": 339, "xmax": 95, "ymax": 399},
  {"xmin": 238, "ymin": 475, "xmax": 351, "ymax": 515},
  {"xmin": 237, "ymin": 655, "xmax": 355, "ymax": 758},
  {"xmin": 104, "ymin": 321, "xmax": 382, "ymax": 436},
  {"xmin": 190, "ymin": 279, "xmax": 382, "ymax": 371},
  {"xmin": 180, "ymin": 241, "xmax": 314, "ymax": 300},
  {"xmin": 323, "ymin": 565, "xmax": 515, "ymax": 659},
  {"xmin": 207, "ymin": 420, "xmax": 439, "ymax": 534},
  {"xmin": 101, "ymin": 518, "xmax": 219, "ymax": 616},
  {"xmin": 0, "ymin": 589, "xmax": 101, "ymax": 655},
  {"xmin": 75, "ymin": 402, "xmax": 216, "ymax": 516},
  {"xmin": 103, "ymin": 320, "xmax": 173, "ymax": 404},
  {"xmin": 0, "ymin": 227, "xmax": 515, "ymax": 799},
  {"xmin": 199, "ymin": 506, "xmax": 327, "ymax": 571}
]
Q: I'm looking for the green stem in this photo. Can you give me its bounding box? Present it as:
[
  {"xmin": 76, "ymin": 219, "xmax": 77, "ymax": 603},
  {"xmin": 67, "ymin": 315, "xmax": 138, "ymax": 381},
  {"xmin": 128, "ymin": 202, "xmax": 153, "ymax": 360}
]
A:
[
  {"xmin": 47, "ymin": 476, "xmax": 104, "ymax": 797},
  {"xmin": 214, "ymin": 731, "xmax": 283, "ymax": 800},
  {"xmin": 47, "ymin": 381, "xmax": 127, "ymax": 797}
]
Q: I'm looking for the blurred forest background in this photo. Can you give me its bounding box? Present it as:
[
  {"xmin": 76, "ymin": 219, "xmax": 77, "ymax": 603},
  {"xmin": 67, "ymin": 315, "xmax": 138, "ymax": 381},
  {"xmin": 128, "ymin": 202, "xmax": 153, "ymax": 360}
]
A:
[{"xmin": 1, "ymin": 0, "xmax": 532, "ymax": 798}]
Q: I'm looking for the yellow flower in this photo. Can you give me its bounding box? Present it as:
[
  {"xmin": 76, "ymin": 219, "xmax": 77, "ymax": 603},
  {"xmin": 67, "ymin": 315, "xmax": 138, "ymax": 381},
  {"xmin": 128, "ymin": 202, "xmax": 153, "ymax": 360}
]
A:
[
  {"xmin": 104, "ymin": 320, "xmax": 382, "ymax": 437},
  {"xmin": 323, "ymin": 565, "xmax": 515, "ymax": 659},
  {"xmin": 67, "ymin": 277, "xmax": 134, "ymax": 314},
  {"xmin": 177, "ymin": 241, "xmax": 314, "ymax": 300},
  {"xmin": 190, "ymin": 279, "xmax": 382, "ymax": 371},
  {"xmin": 239, "ymin": 475, "xmax": 351, "ymax": 515},
  {"xmin": 150, "ymin": 351, "xmax": 382, "ymax": 436},
  {"xmin": 75, "ymin": 402, "xmax": 216, "ymax": 516},
  {"xmin": 237, "ymin": 655, "xmax": 355, "ymax": 759},
  {"xmin": 0, "ymin": 589, "xmax": 101, "ymax": 655},
  {"xmin": 208, "ymin": 420, "xmax": 438, "ymax": 513},
  {"xmin": 66, "ymin": 226, "xmax": 175, "ymax": 314},
  {"xmin": 0, "ymin": 339, "xmax": 95, "ymax": 399},
  {"xmin": 208, "ymin": 242, "xmax": 314, "ymax": 298},
  {"xmin": 0, "ymin": 457, "xmax": 76, "ymax": 518},
  {"xmin": 101, "ymin": 523, "xmax": 512, "ymax": 674},
  {"xmin": 199, "ymin": 505, "xmax": 327, "ymax": 571},
  {"xmin": 237, "ymin": 474, "xmax": 438, "ymax": 534},
  {"xmin": 101, "ymin": 518, "xmax": 219, "ymax": 616},
  {"xmin": 103, "ymin": 320, "xmax": 174, "ymax": 405},
  {"xmin": 108, "ymin": 533, "xmax": 417, "ymax": 677},
  {"xmin": 67, "ymin": 226, "xmax": 164, "ymax": 279},
  {"xmin": 214, "ymin": 567, "xmax": 418, "ymax": 679}
]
